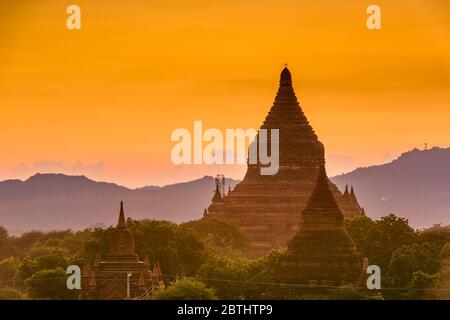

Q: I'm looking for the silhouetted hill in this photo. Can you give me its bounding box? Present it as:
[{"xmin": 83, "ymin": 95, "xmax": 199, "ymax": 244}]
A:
[
  {"xmin": 0, "ymin": 174, "xmax": 239, "ymax": 231},
  {"xmin": 331, "ymin": 147, "xmax": 450, "ymax": 228},
  {"xmin": 2, "ymin": 147, "xmax": 450, "ymax": 231}
]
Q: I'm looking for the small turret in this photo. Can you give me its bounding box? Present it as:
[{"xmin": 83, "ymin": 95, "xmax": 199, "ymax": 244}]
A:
[
  {"xmin": 117, "ymin": 201, "xmax": 128, "ymax": 230},
  {"xmin": 343, "ymin": 185, "xmax": 349, "ymax": 197},
  {"xmin": 211, "ymin": 184, "xmax": 223, "ymax": 203},
  {"xmin": 350, "ymin": 186, "xmax": 361, "ymax": 208}
]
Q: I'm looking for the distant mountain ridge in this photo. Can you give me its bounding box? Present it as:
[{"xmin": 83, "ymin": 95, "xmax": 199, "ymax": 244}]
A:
[
  {"xmin": 0, "ymin": 174, "xmax": 239, "ymax": 231},
  {"xmin": 1, "ymin": 147, "xmax": 450, "ymax": 232},
  {"xmin": 331, "ymin": 147, "xmax": 450, "ymax": 228}
]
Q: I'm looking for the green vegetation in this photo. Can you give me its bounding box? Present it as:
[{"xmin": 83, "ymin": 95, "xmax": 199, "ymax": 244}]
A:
[
  {"xmin": 0, "ymin": 214, "xmax": 449, "ymax": 299},
  {"xmin": 346, "ymin": 214, "xmax": 447, "ymax": 299},
  {"xmin": 150, "ymin": 278, "xmax": 217, "ymax": 300}
]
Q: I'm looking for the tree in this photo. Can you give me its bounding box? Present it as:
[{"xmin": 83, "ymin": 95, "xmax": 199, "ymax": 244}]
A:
[
  {"xmin": 35, "ymin": 251, "xmax": 69, "ymax": 271},
  {"xmin": 197, "ymin": 256, "xmax": 250, "ymax": 299},
  {"xmin": 129, "ymin": 220, "xmax": 207, "ymax": 276},
  {"xmin": 418, "ymin": 224, "xmax": 450, "ymax": 249},
  {"xmin": 151, "ymin": 278, "xmax": 217, "ymax": 300},
  {"xmin": 13, "ymin": 231, "xmax": 45, "ymax": 251},
  {"xmin": 244, "ymin": 249, "xmax": 283, "ymax": 298},
  {"xmin": 345, "ymin": 215, "xmax": 376, "ymax": 256},
  {"xmin": 385, "ymin": 242, "xmax": 440, "ymax": 299},
  {"xmin": 0, "ymin": 257, "xmax": 19, "ymax": 288},
  {"xmin": 26, "ymin": 268, "xmax": 78, "ymax": 300},
  {"xmin": 83, "ymin": 220, "xmax": 207, "ymax": 277},
  {"xmin": 82, "ymin": 227, "xmax": 115, "ymax": 261},
  {"xmin": 0, "ymin": 226, "xmax": 20, "ymax": 259},
  {"xmin": 0, "ymin": 286, "xmax": 24, "ymax": 300},
  {"xmin": 182, "ymin": 218, "xmax": 251, "ymax": 255},
  {"xmin": 15, "ymin": 258, "xmax": 37, "ymax": 286},
  {"xmin": 346, "ymin": 214, "xmax": 418, "ymax": 271},
  {"xmin": 326, "ymin": 285, "xmax": 379, "ymax": 300}
]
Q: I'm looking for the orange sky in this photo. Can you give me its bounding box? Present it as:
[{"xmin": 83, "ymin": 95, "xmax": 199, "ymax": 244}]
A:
[{"xmin": 0, "ymin": 0, "xmax": 449, "ymax": 187}]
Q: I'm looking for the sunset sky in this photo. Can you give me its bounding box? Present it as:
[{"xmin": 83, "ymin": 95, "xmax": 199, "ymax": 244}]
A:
[{"xmin": 1, "ymin": 0, "xmax": 449, "ymax": 187}]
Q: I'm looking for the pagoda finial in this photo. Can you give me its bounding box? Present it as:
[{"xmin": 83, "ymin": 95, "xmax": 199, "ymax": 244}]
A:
[
  {"xmin": 280, "ymin": 65, "xmax": 292, "ymax": 85},
  {"xmin": 117, "ymin": 201, "xmax": 128, "ymax": 230}
]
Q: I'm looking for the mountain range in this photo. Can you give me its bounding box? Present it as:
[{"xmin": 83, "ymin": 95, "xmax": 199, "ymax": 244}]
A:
[
  {"xmin": 0, "ymin": 174, "xmax": 239, "ymax": 232},
  {"xmin": 332, "ymin": 147, "xmax": 450, "ymax": 228},
  {"xmin": 1, "ymin": 147, "xmax": 449, "ymax": 232}
]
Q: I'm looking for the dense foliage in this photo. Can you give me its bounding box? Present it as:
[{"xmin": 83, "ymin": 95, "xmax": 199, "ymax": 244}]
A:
[
  {"xmin": 150, "ymin": 278, "xmax": 217, "ymax": 300},
  {"xmin": 0, "ymin": 214, "xmax": 449, "ymax": 300},
  {"xmin": 346, "ymin": 214, "xmax": 447, "ymax": 299}
]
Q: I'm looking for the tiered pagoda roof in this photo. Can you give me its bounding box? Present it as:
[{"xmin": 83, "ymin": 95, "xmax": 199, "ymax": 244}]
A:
[
  {"xmin": 82, "ymin": 202, "xmax": 164, "ymax": 300},
  {"xmin": 204, "ymin": 67, "xmax": 362, "ymax": 256},
  {"xmin": 274, "ymin": 166, "xmax": 364, "ymax": 294}
]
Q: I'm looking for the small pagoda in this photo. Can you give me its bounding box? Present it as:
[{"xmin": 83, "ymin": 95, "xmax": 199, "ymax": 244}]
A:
[
  {"xmin": 271, "ymin": 166, "xmax": 365, "ymax": 297},
  {"xmin": 82, "ymin": 202, "xmax": 164, "ymax": 300}
]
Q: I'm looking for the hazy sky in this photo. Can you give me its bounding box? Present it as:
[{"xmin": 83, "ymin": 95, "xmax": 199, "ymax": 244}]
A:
[{"xmin": 0, "ymin": 0, "xmax": 449, "ymax": 187}]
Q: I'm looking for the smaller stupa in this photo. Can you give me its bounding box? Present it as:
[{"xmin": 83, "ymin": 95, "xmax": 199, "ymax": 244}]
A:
[
  {"xmin": 82, "ymin": 202, "xmax": 164, "ymax": 300},
  {"xmin": 272, "ymin": 166, "xmax": 365, "ymax": 296}
]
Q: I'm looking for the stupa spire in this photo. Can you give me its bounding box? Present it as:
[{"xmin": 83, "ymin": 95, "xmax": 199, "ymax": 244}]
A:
[
  {"xmin": 211, "ymin": 183, "xmax": 223, "ymax": 203},
  {"xmin": 280, "ymin": 66, "xmax": 292, "ymax": 86},
  {"xmin": 350, "ymin": 186, "xmax": 361, "ymax": 207},
  {"xmin": 350, "ymin": 186, "xmax": 356, "ymax": 198},
  {"xmin": 344, "ymin": 185, "xmax": 349, "ymax": 196},
  {"xmin": 117, "ymin": 201, "xmax": 128, "ymax": 230},
  {"xmin": 302, "ymin": 165, "xmax": 343, "ymax": 221}
]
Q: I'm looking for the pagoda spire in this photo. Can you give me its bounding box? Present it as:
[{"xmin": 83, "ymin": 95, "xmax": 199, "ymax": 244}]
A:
[
  {"xmin": 211, "ymin": 183, "xmax": 223, "ymax": 203},
  {"xmin": 302, "ymin": 165, "xmax": 343, "ymax": 221},
  {"xmin": 343, "ymin": 185, "xmax": 349, "ymax": 196},
  {"xmin": 117, "ymin": 201, "xmax": 128, "ymax": 230},
  {"xmin": 350, "ymin": 186, "xmax": 356, "ymax": 198},
  {"xmin": 280, "ymin": 66, "xmax": 292, "ymax": 86},
  {"xmin": 350, "ymin": 186, "xmax": 361, "ymax": 207}
]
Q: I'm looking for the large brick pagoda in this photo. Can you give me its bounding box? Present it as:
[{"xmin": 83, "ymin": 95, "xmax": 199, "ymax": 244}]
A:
[{"xmin": 204, "ymin": 67, "xmax": 362, "ymax": 256}]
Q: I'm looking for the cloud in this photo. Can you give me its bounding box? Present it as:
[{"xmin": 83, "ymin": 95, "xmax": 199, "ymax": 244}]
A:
[{"xmin": 10, "ymin": 160, "xmax": 105, "ymax": 179}]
